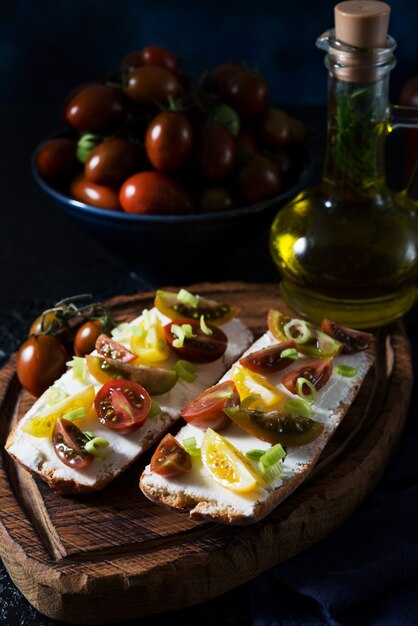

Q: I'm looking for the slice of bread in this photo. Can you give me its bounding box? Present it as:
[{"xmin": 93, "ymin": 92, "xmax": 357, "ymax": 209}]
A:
[
  {"xmin": 5, "ymin": 310, "xmax": 253, "ymax": 494},
  {"xmin": 140, "ymin": 331, "xmax": 374, "ymax": 524}
]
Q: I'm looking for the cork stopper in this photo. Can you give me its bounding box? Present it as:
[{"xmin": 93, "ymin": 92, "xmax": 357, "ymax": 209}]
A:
[{"xmin": 335, "ymin": 1, "xmax": 390, "ymax": 48}]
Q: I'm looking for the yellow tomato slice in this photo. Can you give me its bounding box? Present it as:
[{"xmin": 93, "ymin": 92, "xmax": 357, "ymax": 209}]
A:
[
  {"xmin": 230, "ymin": 365, "xmax": 288, "ymax": 410},
  {"xmin": 130, "ymin": 316, "xmax": 169, "ymax": 364},
  {"xmin": 201, "ymin": 429, "xmax": 263, "ymax": 493},
  {"xmin": 22, "ymin": 385, "xmax": 95, "ymax": 438}
]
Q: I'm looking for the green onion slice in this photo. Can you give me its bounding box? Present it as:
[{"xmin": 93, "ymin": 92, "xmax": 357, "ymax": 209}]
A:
[
  {"xmin": 246, "ymin": 449, "xmax": 266, "ymax": 461},
  {"xmin": 63, "ymin": 407, "xmax": 86, "ymax": 422},
  {"xmin": 296, "ymin": 377, "xmax": 317, "ymax": 405},
  {"xmin": 200, "ymin": 314, "xmax": 213, "ymax": 336},
  {"xmin": 72, "ymin": 356, "xmax": 89, "ymax": 384},
  {"xmin": 131, "ymin": 325, "xmax": 146, "ymax": 338},
  {"xmin": 262, "ymin": 462, "xmax": 284, "ymax": 485},
  {"xmin": 182, "ymin": 436, "xmax": 200, "ymax": 457},
  {"xmin": 281, "ymin": 348, "xmax": 299, "ymax": 359},
  {"xmin": 173, "ymin": 360, "xmax": 197, "ymax": 383},
  {"xmin": 84, "ymin": 437, "xmax": 110, "ymax": 458},
  {"xmin": 241, "ymin": 394, "xmax": 264, "ymax": 410},
  {"xmin": 44, "ymin": 387, "xmax": 69, "ymax": 406},
  {"xmin": 111, "ymin": 323, "xmax": 131, "ymax": 342},
  {"xmin": 283, "ymin": 319, "xmax": 311, "ymax": 344},
  {"xmin": 171, "ymin": 323, "xmax": 195, "ymax": 348},
  {"xmin": 148, "ymin": 400, "xmax": 162, "ymax": 418},
  {"xmin": 178, "ymin": 289, "xmax": 200, "ymax": 308},
  {"xmin": 334, "ymin": 365, "xmax": 357, "ymax": 377},
  {"xmin": 284, "ymin": 396, "xmax": 312, "ymax": 417},
  {"xmin": 259, "ymin": 443, "xmax": 286, "ymax": 470},
  {"xmin": 142, "ymin": 309, "xmax": 152, "ymax": 330}
]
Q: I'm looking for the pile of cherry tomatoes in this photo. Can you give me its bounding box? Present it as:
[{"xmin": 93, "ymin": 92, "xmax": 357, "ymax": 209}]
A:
[{"xmin": 36, "ymin": 45, "xmax": 308, "ymax": 215}]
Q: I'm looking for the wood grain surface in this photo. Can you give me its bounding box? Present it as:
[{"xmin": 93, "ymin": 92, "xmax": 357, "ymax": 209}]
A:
[{"xmin": 0, "ymin": 282, "xmax": 413, "ymax": 624}]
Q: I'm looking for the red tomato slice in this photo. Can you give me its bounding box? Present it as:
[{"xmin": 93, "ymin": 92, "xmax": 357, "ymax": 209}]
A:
[
  {"xmin": 239, "ymin": 340, "xmax": 298, "ymax": 374},
  {"xmin": 321, "ymin": 319, "xmax": 373, "ymax": 354},
  {"xmin": 96, "ymin": 334, "xmax": 137, "ymax": 363},
  {"xmin": 52, "ymin": 418, "xmax": 94, "ymax": 469},
  {"xmin": 164, "ymin": 319, "xmax": 227, "ymax": 363},
  {"xmin": 150, "ymin": 433, "xmax": 192, "ymax": 477},
  {"xmin": 180, "ymin": 380, "xmax": 239, "ymax": 430},
  {"xmin": 281, "ymin": 359, "xmax": 333, "ymax": 395},
  {"xmin": 94, "ymin": 380, "xmax": 151, "ymax": 433}
]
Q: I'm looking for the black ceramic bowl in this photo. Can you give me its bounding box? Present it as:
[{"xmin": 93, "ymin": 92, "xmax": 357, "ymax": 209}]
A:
[{"xmin": 32, "ymin": 136, "xmax": 314, "ymax": 282}]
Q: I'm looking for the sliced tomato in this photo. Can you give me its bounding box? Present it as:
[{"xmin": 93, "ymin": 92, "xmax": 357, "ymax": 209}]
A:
[
  {"xmin": 150, "ymin": 433, "xmax": 192, "ymax": 477},
  {"xmin": 267, "ymin": 309, "xmax": 342, "ymax": 358},
  {"xmin": 52, "ymin": 418, "xmax": 94, "ymax": 469},
  {"xmin": 239, "ymin": 340, "xmax": 298, "ymax": 374},
  {"xmin": 281, "ymin": 359, "xmax": 333, "ymax": 396},
  {"xmin": 154, "ymin": 289, "xmax": 238, "ymax": 325},
  {"xmin": 94, "ymin": 380, "xmax": 151, "ymax": 433},
  {"xmin": 130, "ymin": 314, "xmax": 170, "ymax": 364},
  {"xmin": 224, "ymin": 406, "xmax": 324, "ymax": 447},
  {"xmin": 85, "ymin": 355, "xmax": 125, "ymax": 384},
  {"xmin": 96, "ymin": 334, "xmax": 136, "ymax": 363},
  {"xmin": 321, "ymin": 319, "xmax": 373, "ymax": 354},
  {"xmin": 180, "ymin": 380, "xmax": 239, "ymax": 430},
  {"xmin": 164, "ymin": 319, "xmax": 227, "ymax": 363}
]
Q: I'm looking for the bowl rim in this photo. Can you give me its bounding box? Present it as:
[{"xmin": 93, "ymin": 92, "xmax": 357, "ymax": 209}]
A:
[{"xmin": 32, "ymin": 131, "xmax": 314, "ymax": 223}]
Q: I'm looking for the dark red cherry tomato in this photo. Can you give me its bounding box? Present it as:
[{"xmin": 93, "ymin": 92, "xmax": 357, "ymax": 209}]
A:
[
  {"xmin": 29, "ymin": 311, "xmax": 63, "ymax": 336},
  {"xmin": 16, "ymin": 335, "xmax": 68, "ymax": 397},
  {"xmin": 197, "ymin": 123, "xmax": 237, "ymax": 183},
  {"xmin": 70, "ymin": 175, "xmax": 122, "ymax": 211},
  {"xmin": 124, "ymin": 66, "xmax": 181, "ymax": 106},
  {"xmin": 95, "ymin": 334, "xmax": 136, "ymax": 363},
  {"xmin": 64, "ymin": 84, "xmax": 128, "ymax": 133},
  {"xmin": 237, "ymin": 155, "xmax": 281, "ymax": 203},
  {"xmin": 123, "ymin": 45, "xmax": 179, "ymax": 75},
  {"xmin": 212, "ymin": 63, "xmax": 242, "ymax": 93},
  {"xmin": 74, "ymin": 320, "xmax": 103, "ymax": 357},
  {"xmin": 259, "ymin": 108, "xmax": 292, "ymax": 149},
  {"xmin": 281, "ymin": 359, "xmax": 333, "ymax": 396},
  {"xmin": 150, "ymin": 433, "xmax": 192, "ymax": 477},
  {"xmin": 180, "ymin": 380, "xmax": 239, "ymax": 431},
  {"xmin": 239, "ymin": 340, "xmax": 298, "ymax": 375},
  {"xmin": 236, "ymin": 128, "xmax": 259, "ymax": 161},
  {"xmin": 222, "ymin": 70, "xmax": 268, "ymax": 120},
  {"xmin": 200, "ymin": 187, "xmax": 234, "ymax": 212},
  {"xmin": 224, "ymin": 406, "xmax": 324, "ymax": 447},
  {"xmin": 120, "ymin": 171, "xmax": 195, "ymax": 215},
  {"xmin": 84, "ymin": 138, "xmax": 140, "ymax": 187},
  {"xmin": 145, "ymin": 111, "xmax": 193, "ymax": 172},
  {"xmin": 52, "ymin": 418, "xmax": 94, "ymax": 469},
  {"xmin": 36, "ymin": 138, "xmax": 80, "ymax": 184},
  {"xmin": 94, "ymin": 380, "xmax": 151, "ymax": 433},
  {"xmin": 321, "ymin": 319, "xmax": 373, "ymax": 354},
  {"xmin": 164, "ymin": 319, "xmax": 228, "ymax": 363}
]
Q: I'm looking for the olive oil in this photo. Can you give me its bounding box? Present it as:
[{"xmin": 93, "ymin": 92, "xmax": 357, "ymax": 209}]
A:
[{"xmin": 269, "ymin": 2, "xmax": 418, "ymax": 328}]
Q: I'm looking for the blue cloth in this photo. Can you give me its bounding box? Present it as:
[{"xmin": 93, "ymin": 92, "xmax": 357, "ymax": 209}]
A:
[{"xmin": 248, "ymin": 321, "xmax": 418, "ymax": 626}]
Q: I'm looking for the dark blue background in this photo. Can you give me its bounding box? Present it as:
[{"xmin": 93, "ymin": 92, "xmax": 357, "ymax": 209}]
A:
[{"xmin": 2, "ymin": 0, "xmax": 418, "ymax": 110}]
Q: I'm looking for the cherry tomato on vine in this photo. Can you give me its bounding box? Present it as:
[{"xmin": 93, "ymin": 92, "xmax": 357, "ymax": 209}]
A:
[
  {"xmin": 236, "ymin": 129, "xmax": 259, "ymax": 162},
  {"xmin": 17, "ymin": 335, "xmax": 68, "ymax": 397},
  {"xmin": 259, "ymin": 108, "xmax": 292, "ymax": 149},
  {"xmin": 84, "ymin": 138, "xmax": 140, "ymax": 187},
  {"xmin": 70, "ymin": 175, "xmax": 122, "ymax": 211},
  {"xmin": 197, "ymin": 123, "xmax": 237, "ymax": 183},
  {"xmin": 237, "ymin": 155, "xmax": 281, "ymax": 204},
  {"xmin": 74, "ymin": 320, "xmax": 103, "ymax": 357},
  {"xmin": 124, "ymin": 66, "xmax": 181, "ymax": 106},
  {"xmin": 221, "ymin": 70, "xmax": 268, "ymax": 121},
  {"xmin": 29, "ymin": 311, "xmax": 63, "ymax": 336},
  {"xmin": 164, "ymin": 319, "xmax": 228, "ymax": 363},
  {"xmin": 52, "ymin": 418, "xmax": 94, "ymax": 469},
  {"xmin": 212, "ymin": 63, "xmax": 242, "ymax": 93},
  {"xmin": 64, "ymin": 84, "xmax": 128, "ymax": 133},
  {"xmin": 281, "ymin": 359, "xmax": 333, "ymax": 395},
  {"xmin": 150, "ymin": 433, "xmax": 192, "ymax": 477},
  {"xmin": 180, "ymin": 380, "xmax": 239, "ymax": 430},
  {"xmin": 95, "ymin": 380, "xmax": 151, "ymax": 433},
  {"xmin": 123, "ymin": 46, "xmax": 178, "ymax": 75},
  {"xmin": 36, "ymin": 138, "xmax": 79, "ymax": 184},
  {"xmin": 145, "ymin": 111, "xmax": 194, "ymax": 172},
  {"xmin": 120, "ymin": 171, "xmax": 195, "ymax": 215},
  {"xmin": 200, "ymin": 187, "xmax": 234, "ymax": 212}
]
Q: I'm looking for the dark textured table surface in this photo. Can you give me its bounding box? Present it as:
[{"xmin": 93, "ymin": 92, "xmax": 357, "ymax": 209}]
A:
[{"xmin": 1, "ymin": 105, "xmax": 417, "ymax": 626}]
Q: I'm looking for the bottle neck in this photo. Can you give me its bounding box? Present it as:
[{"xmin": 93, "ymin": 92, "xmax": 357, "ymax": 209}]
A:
[{"xmin": 322, "ymin": 72, "xmax": 391, "ymax": 200}]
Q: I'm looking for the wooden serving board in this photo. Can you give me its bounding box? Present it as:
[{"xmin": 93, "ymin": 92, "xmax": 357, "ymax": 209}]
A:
[{"xmin": 0, "ymin": 282, "xmax": 413, "ymax": 625}]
